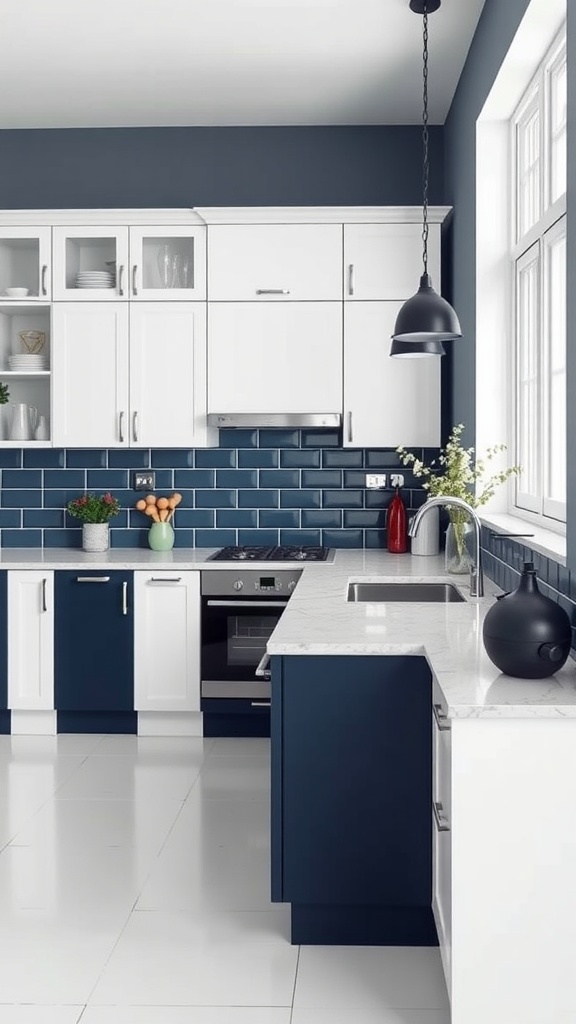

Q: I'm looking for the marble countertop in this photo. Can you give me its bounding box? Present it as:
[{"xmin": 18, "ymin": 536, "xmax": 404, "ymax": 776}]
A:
[{"xmin": 2, "ymin": 546, "xmax": 575, "ymax": 719}]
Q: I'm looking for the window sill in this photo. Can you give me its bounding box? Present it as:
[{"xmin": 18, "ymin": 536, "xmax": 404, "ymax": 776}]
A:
[{"xmin": 480, "ymin": 512, "xmax": 566, "ymax": 566}]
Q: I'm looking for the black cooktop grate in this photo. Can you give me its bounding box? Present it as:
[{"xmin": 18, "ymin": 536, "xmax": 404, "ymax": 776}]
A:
[{"xmin": 210, "ymin": 546, "xmax": 329, "ymax": 562}]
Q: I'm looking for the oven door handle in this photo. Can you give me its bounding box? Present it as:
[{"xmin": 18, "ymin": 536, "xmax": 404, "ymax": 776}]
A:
[
  {"xmin": 255, "ymin": 651, "xmax": 272, "ymax": 678},
  {"xmin": 205, "ymin": 600, "xmax": 289, "ymax": 608}
]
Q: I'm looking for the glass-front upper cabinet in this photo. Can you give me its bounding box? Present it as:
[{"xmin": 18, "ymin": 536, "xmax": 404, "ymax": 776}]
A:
[
  {"xmin": 128, "ymin": 226, "xmax": 206, "ymax": 300},
  {"xmin": 52, "ymin": 225, "xmax": 206, "ymax": 301},
  {"xmin": 0, "ymin": 228, "xmax": 52, "ymax": 301},
  {"xmin": 0, "ymin": 303, "xmax": 52, "ymax": 446},
  {"xmin": 52, "ymin": 226, "xmax": 130, "ymax": 301}
]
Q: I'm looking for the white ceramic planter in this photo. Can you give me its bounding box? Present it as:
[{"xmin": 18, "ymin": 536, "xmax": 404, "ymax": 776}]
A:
[{"xmin": 82, "ymin": 523, "xmax": 109, "ymax": 552}]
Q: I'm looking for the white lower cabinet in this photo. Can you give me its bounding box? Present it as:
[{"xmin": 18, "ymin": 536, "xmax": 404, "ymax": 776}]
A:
[
  {"xmin": 343, "ymin": 302, "xmax": 440, "ymax": 447},
  {"xmin": 8, "ymin": 571, "xmax": 55, "ymax": 727},
  {"xmin": 134, "ymin": 571, "xmax": 201, "ymax": 714},
  {"xmin": 431, "ymin": 685, "xmax": 452, "ymax": 994}
]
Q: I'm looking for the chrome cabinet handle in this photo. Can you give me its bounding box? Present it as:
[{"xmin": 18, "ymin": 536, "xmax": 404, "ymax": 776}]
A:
[
  {"xmin": 122, "ymin": 581, "xmax": 128, "ymax": 615},
  {"xmin": 76, "ymin": 576, "xmax": 111, "ymax": 583},
  {"xmin": 118, "ymin": 264, "xmax": 125, "ymax": 296},
  {"xmin": 433, "ymin": 800, "xmax": 450, "ymax": 833},
  {"xmin": 348, "ymin": 411, "xmax": 353, "ymax": 443},
  {"xmin": 119, "ymin": 411, "xmax": 125, "ymax": 443},
  {"xmin": 41, "ymin": 265, "xmax": 48, "ymax": 296},
  {"xmin": 132, "ymin": 265, "xmax": 138, "ymax": 295},
  {"xmin": 206, "ymin": 600, "xmax": 288, "ymax": 608},
  {"xmin": 433, "ymin": 702, "xmax": 451, "ymax": 731},
  {"xmin": 255, "ymin": 652, "xmax": 271, "ymax": 678},
  {"xmin": 133, "ymin": 411, "xmax": 139, "ymax": 442},
  {"xmin": 42, "ymin": 578, "xmax": 47, "ymax": 612},
  {"xmin": 251, "ymin": 701, "xmax": 271, "ymax": 707},
  {"xmin": 255, "ymin": 289, "xmax": 290, "ymax": 295},
  {"xmin": 348, "ymin": 263, "xmax": 354, "ymax": 296},
  {"xmin": 150, "ymin": 577, "xmax": 182, "ymax": 583}
]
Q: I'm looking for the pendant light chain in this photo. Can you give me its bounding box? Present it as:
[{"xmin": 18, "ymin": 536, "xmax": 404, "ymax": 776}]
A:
[{"xmin": 421, "ymin": 2, "xmax": 429, "ymax": 276}]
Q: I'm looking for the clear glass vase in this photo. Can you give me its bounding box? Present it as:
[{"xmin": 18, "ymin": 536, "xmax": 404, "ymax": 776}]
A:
[{"xmin": 445, "ymin": 520, "xmax": 474, "ymax": 575}]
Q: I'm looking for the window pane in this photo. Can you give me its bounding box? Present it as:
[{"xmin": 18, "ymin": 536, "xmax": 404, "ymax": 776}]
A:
[
  {"xmin": 517, "ymin": 105, "xmax": 541, "ymax": 238},
  {"xmin": 516, "ymin": 252, "xmax": 540, "ymax": 495},
  {"xmin": 550, "ymin": 58, "xmax": 567, "ymax": 203},
  {"xmin": 546, "ymin": 230, "xmax": 566, "ymax": 503}
]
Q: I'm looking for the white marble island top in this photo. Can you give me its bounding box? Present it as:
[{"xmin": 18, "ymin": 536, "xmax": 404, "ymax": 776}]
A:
[{"xmin": 265, "ymin": 549, "xmax": 576, "ymax": 720}]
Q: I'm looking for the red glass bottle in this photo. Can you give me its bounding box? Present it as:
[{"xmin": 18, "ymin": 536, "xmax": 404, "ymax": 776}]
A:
[{"xmin": 386, "ymin": 486, "xmax": 408, "ymax": 553}]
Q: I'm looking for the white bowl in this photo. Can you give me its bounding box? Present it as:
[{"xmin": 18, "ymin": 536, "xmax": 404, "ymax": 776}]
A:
[{"xmin": 5, "ymin": 288, "xmax": 29, "ymax": 298}]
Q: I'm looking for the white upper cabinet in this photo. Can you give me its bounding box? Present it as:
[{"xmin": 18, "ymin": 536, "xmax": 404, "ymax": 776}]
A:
[
  {"xmin": 52, "ymin": 302, "xmax": 212, "ymax": 448},
  {"xmin": 208, "ymin": 302, "xmax": 342, "ymax": 415},
  {"xmin": 208, "ymin": 224, "xmax": 342, "ymax": 300},
  {"xmin": 52, "ymin": 303, "xmax": 129, "ymax": 447},
  {"xmin": 0, "ymin": 227, "xmax": 51, "ymax": 300},
  {"xmin": 344, "ymin": 223, "xmax": 441, "ymax": 300},
  {"xmin": 343, "ymin": 301, "xmax": 440, "ymax": 448},
  {"xmin": 52, "ymin": 224, "xmax": 206, "ymax": 301},
  {"xmin": 0, "ymin": 303, "xmax": 52, "ymax": 445}
]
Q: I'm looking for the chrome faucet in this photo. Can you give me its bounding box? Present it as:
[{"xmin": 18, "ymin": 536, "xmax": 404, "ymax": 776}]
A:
[{"xmin": 408, "ymin": 496, "xmax": 484, "ymax": 597}]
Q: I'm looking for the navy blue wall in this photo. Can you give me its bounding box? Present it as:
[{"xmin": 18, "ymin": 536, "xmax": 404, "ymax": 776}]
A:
[{"xmin": 0, "ymin": 125, "xmax": 443, "ymax": 209}]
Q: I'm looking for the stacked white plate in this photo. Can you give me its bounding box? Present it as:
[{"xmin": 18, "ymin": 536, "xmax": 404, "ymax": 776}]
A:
[
  {"xmin": 75, "ymin": 271, "xmax": 115, "ymax": 289},
  {"xmin": 9, "ymin": 354, "xmax": 47, "ymax": 371}
]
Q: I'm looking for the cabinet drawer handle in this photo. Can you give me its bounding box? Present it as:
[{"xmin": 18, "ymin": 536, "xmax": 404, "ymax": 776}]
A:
[
  {"xmin": 41, "ymin": 264, "xmax": 48, "ymax": 296},
  {"xmin": 132, "ymin": 411, "xmax": 139, "ymax": 443},
  {"xmin": 251, "ymin": 701, "xmax": 271, "ymax": 707},
  {"xmin": 76, "ymin": 576, "xmax": 111, "ymax": 583},
  {"xmin": 119, "ymin": 411, "xmax": 125, "ymax": 443},
  {"xmin": 348, "ymin": 263, "xmax": 354, "ymax": 296},
  {"xmin": 433, "ymin": 800, "xmax": 450, "ymax": 833},
  {"xmin": 122, "ymin": 581, "xmax": 128, "ymax": 615},
  {"xmin": 255, "ymin": 289, "xmax": 290, "ymax": 295},
  {"xmin": 150, "ymin": 577, "xmax": 182, "ymax": 583},
  {"xmin": 118, "ymin": 264, "xmax": 125, "ymax": 296},
  {"xmin": 42, "ymin": 578, "xmax": 47, "ymax": 612},
  {"xmin": 433, "ymin": 702, "xmax": 451, "ymax": 731},
  {"xmin": 255, "ymin": 651, "xmax": 271, "ymax": 678},
  {"xmin": 132, "ymin": 265, "xmax": 138, "ymax": 295},
  {"xmin": 348, "ymin": 411, "xmax": 353, "ymax": 443}
]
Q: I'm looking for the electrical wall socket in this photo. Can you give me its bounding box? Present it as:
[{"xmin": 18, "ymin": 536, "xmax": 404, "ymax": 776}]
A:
[
  {"xmin": 134, "ymin": 471, "xmax": 156, "ymax": 491},
  {"xmin": 390, "ymin": 473, "xmax": 405, "ymax": 488},
  {"xmin": 365, "ymin": 474, "xmax": 387, "ymax": 489}
]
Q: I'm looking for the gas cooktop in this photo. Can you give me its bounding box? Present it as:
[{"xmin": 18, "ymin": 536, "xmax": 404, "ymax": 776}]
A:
[{"xmin": 209, "ymin": 545, "xmax": 330, "ymax": 562}]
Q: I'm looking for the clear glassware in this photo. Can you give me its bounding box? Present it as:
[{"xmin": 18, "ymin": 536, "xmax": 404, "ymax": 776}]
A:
[
  {"xmin": 180, "ymin": 256, "xmax": 192, "ymax": 289},
  {"xmin": 157, "ymin": 244, "xmax": 173, "ymax": 289},
  {"xmin": 170, "ymin": 253, "xmax": 182, "ymax": 289}
]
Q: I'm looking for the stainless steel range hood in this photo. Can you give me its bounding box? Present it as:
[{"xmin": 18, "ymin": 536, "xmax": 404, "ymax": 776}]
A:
[{"xmin": 207, "ymin": 413, "xmax": 342, "ymax": 429}]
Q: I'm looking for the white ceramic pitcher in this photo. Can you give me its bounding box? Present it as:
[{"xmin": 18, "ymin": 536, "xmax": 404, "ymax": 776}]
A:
[{"xmin": 9, "ymin": 404, "xmax": 37, "ymax": 441}]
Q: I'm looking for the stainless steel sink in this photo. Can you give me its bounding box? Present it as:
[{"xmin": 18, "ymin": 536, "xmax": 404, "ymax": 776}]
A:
[{"xmin": 347, "ymin": 582, "xmax": 466, "ymax": 603}]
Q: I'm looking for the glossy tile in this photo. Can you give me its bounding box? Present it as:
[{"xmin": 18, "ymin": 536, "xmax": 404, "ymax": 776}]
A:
[
  {"xmin": 292, "ymin": 1011, "xmax": 450, "ymax": 1024},
  {"xmin": 24, "ymin": 450, "xmax": 66, "ymax": 469},
  {"xmin": 82, "ymin": 1009, "xmax": 292, "ymax": 1024},
  {"xmin": 0, "ymin": 1008, "xmax": 84, "ymax": 1024},
  {"xmin": 238, "ymin": 449, "xmax": 279, "ymax": 469}
]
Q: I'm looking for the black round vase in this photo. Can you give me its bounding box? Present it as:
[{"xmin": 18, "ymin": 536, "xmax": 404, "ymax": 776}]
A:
[{"xmin": 483, "ymin": 561, "xmax": 572, "ymax": 679}]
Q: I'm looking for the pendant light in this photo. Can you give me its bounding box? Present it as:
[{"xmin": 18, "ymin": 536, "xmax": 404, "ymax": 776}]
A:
[{"xmin": 390, "ymin": 0, "xmax": 462, "ymax": 358}]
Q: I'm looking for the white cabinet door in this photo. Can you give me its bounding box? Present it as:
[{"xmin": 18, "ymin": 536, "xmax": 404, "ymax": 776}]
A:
[
  {"xmin": 208, "ymin": 225, "xmax": 342, "ymax": 300},
  {"xmin": 129, "ymin": 226, "xmax": 206, "ymax": 300},
  {"xmin": 52, "ymin": 303, "xmax": 129, "ymax": 447},
  {"xmin": 0, "ymin": 227, "xmax": 52, "ymax": 300},
  {"xmin": 208, "ymin": 302, "xmax": 342, "ymax": 414},
  {"xmin": 8, "ymin": 571, "xmax": 54, "ymax": 710},
  {"xmin": 52, "ymin": 226, "xmax": 129, "ymax": 301},
  {"xmin": 344, "ymin": 223, "xmax": 441, "ymax": 300},
  {"xmin": 343, "ymin": 302, "xmax": 440, "ymax": 448},
  {"xmin": 134, "ymin": 572, "xmax": 200, "ymax": 712},
  {"xmin": 432, "ymin": 689, "xmax": 452, "ymax": 993},
  {"xmin": 130, "ymin": 303, "xmax": 212, "ymax": 448}
]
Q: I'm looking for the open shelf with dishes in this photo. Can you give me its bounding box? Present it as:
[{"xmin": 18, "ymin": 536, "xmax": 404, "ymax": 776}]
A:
[{"xmin": 0, "ymin": 304, "xmax": 51, "ymax": 444}]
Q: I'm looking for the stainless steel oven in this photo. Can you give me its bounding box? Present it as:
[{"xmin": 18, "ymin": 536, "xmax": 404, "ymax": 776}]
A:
[{"xmin": 200, "ymin": 569, "xmax": 302, "ymax": 700}]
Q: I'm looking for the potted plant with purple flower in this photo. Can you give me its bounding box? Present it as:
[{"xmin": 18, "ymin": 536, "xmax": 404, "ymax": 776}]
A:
[{"xmin": 67, "ymin": 492, "xmax": 121, "ymax": 552}]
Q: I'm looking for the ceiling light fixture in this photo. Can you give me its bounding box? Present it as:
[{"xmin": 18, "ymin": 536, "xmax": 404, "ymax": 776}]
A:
[{"xmin": 390, "ymin": 0, "xmax": 462, "ymax": 358}]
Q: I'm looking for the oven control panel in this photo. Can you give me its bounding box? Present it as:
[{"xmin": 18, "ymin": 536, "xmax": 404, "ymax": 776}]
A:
[{"xmin": 201, "ymin": 569, "xmax": 303, "ymax": 597}]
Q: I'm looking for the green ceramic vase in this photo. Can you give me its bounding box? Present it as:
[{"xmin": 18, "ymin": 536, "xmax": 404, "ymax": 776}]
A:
[{"xmin": 148, "ymin": 522, "xmax": 175, "ymax": 551}]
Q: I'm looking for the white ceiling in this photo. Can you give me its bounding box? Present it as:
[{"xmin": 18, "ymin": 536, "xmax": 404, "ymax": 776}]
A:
[{"xmin": 0, "ymin": 0, "xmax": 487, "ymax": 129}]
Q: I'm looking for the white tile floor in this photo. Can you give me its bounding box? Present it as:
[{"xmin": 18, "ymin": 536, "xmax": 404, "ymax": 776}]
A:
[{"xmin": 0, "ymin": 734, "xmax": 450, "ymax": 1024}]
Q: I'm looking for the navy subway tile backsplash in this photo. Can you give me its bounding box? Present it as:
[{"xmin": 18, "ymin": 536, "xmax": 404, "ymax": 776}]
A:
[{"xmin": 0, "ymin": 432, "xmax": 436, "ymax": 550}]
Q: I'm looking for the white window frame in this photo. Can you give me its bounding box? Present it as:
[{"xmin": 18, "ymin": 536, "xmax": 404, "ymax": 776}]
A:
[{"xmin": 510, "ymin": 25, "xmax": 566, "ymax": 529}]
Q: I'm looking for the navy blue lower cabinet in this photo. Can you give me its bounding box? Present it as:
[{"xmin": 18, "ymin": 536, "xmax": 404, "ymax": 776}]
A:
[
  {"xmin": 55, "ymin": 570, "xmax": 136, "ymax": 733},
  {"xmin": 0, "ymin": 573, "xmax": 9, "ymax": 734},
  {"xmin": 201, "ymin": 697, "xmax": 271, "ymax": 737},
  {"xmin": 271, "ymin": 654, "xmax": 437, "ymax": 946}
]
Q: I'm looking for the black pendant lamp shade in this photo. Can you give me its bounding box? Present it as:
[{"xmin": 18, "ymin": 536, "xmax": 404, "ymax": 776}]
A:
[{"xmin": 390, "ymin": 0, "xmax": 462, "ymax": 357}]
